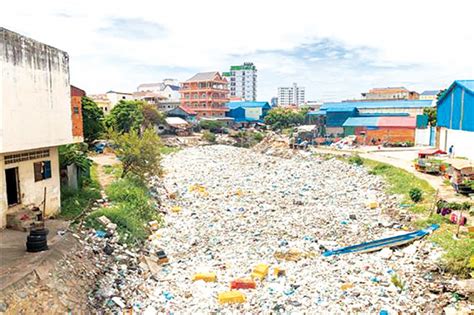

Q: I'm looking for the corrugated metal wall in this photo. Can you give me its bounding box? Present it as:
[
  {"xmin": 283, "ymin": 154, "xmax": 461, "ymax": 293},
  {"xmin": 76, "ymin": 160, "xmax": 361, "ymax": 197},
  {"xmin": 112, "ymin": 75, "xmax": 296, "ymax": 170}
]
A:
[{"xmin": 437, "ymin": 84, "xmax": 474, "ymax": 132}]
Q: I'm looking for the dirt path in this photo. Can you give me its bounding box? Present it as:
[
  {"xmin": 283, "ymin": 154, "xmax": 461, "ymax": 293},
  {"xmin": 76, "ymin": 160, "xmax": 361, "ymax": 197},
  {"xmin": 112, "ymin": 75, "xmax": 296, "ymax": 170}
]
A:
[
  {"xmin": 312, "ymin": 146, "xmax": 469, "ymax": 203},
  {"xmin": 89, "ymin": 153, "xmax": 120, "ymax": 191}
]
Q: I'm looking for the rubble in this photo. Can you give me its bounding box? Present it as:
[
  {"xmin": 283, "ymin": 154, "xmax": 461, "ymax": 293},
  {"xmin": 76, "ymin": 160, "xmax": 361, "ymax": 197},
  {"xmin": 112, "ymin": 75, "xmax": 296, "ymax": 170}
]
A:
[{"xmin": 82, "ymin": 145, "xmax": 466, "ymax": 313}]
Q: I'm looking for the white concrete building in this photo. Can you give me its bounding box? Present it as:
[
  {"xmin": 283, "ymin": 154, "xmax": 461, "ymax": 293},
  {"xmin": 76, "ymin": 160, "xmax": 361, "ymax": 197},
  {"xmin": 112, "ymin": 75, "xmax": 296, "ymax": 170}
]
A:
[
  {"xmin": 136, "ymin": 79, "xmax": 180, "ymax": 101},
  {"xmin": 419, "ymin": 90, "xmax": 439, "ymax": 101},
  {"xmin": 222, "ymin": 63, "xmax": 257, "ymax": 101},
  {"xmin": 88, "ymin": 90, "xmax": 134, "ymax": 113},
  {"xmin": 0, "ymin": 28, "xmax": 79, "ymax": 228},
  {"xmin": 278, "ymin": 83, "xmax": 305, "ymax": 106}
]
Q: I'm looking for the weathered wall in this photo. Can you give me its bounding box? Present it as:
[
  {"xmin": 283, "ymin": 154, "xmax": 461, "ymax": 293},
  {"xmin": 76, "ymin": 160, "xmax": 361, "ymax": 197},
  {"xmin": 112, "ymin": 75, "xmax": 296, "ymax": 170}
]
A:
[
  {"xmin": 358, "ymin": 128, "xmax": 415, "ymax": 145},
  {"xmin": 0, "ymin": 147, "xmax": 60, "ymax": 228},
  {"xmin": 0, "ymin": 28, "xmax": 73, "ymax": 153},
  {"xmin": 70, "ymin": 86, "xmax": 84, "ymax": 139}
]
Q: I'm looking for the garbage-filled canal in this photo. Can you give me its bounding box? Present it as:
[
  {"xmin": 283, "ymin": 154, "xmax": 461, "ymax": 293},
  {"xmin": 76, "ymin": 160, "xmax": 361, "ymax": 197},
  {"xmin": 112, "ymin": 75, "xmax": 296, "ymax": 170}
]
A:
[{"xmin": 100, "ymin": 145, "xmax": 447, "ymax": 313}]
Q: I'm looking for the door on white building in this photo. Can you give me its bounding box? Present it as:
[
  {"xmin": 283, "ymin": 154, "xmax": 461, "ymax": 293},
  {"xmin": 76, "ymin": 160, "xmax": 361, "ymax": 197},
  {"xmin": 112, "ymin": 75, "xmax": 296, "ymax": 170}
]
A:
[{"xmin": 5, "ymin": 167, "xmax": 21, "ymax": 206}]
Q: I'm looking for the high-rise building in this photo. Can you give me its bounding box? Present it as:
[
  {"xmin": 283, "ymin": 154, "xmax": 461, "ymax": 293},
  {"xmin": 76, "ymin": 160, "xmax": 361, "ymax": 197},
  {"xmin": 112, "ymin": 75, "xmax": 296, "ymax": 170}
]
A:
[
  {"xmin": 222, "ymin": 62, "xmax": 257, "ymax": 101},
  {"xmin": 277, "ymin": 83, "xmax": 305, "ymax": 106},
  {"xmin": 180, "ymin": 72, "xmax": 229, "ymax": 119}
]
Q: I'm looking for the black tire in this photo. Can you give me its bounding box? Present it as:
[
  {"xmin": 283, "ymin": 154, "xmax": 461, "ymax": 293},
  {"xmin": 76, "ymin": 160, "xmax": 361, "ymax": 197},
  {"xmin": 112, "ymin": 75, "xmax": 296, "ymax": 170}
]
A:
[
  {"xmin": 30, "ymin": 228, "xmax": 49, "ymax": 236},
  {"xmin": 26, "ymin": 240, "xmax": 47, "ymax": 249},
  {"xmin": 27, "ymin": 235, "xmax": 46, "ymax": 242},
  {"xmin": 27, "ymin": 245, "xmax": 48, "ymax": 253}
]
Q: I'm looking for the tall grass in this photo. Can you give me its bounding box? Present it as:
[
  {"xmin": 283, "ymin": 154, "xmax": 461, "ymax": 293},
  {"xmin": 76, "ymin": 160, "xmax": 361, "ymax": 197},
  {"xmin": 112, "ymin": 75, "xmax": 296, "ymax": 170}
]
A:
[{"xmin": 59, "ymin": 164, "xmax": 101, "ymax": 220}]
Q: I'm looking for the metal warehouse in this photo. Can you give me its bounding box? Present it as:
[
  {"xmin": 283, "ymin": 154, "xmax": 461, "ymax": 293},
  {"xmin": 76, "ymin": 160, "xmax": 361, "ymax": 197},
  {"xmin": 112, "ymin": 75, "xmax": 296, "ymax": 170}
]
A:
[{"xmin": 436, "ymin": 80, "xmax": 474, "ymax": 159}]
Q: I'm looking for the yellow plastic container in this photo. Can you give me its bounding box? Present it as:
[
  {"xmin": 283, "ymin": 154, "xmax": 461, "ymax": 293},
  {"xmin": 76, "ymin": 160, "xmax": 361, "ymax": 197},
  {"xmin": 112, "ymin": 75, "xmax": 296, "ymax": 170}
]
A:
[
  {"xmin": 192, "ymin": 272, "xmax": 217, "ymax": 282},
  {"xmin": 368, "ymin": 201, "xmax": 378, "ymax": 209},
  {"xmin": 218, "ymin": 291, "xmax": 246, "ymax": 304},
  {"xmin": 171, "ymin": 206, "xmax": 182, "ymax": 213},
  {"xmin": 251, "ymin": 263, "xmax": 269, "ymax": 280},
  {"xmin": 340, "ymin": 282, "xmax": 354, "ymax": 291},
  {"xmin": 469, "ymin": 255, "xmax": 474, "ymax": 268},
  {"xmin": 273, "ymin": 267, "xmax": 286, "ymax": 277}
]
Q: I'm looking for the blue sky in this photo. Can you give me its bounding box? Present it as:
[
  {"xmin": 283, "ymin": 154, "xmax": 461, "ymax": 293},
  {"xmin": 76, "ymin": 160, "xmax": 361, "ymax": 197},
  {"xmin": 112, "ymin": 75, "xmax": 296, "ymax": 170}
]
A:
[{"xmin": 2, "ymin": 0, "xmax": 473, "ymax": 102}]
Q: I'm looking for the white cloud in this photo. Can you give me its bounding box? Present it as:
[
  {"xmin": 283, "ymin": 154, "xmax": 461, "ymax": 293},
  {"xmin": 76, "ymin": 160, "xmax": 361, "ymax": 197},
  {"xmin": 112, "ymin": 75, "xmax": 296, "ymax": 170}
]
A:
[{"xmin": 1, "ymin": 0, "xmax": 473, "ymax": 101}]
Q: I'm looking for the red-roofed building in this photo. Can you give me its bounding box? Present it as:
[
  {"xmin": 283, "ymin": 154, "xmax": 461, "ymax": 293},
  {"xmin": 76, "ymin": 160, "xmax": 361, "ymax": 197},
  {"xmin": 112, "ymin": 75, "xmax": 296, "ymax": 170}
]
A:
[{"xmin": 180, "ymin": 72, "xmax": 229, "ymax": 119}]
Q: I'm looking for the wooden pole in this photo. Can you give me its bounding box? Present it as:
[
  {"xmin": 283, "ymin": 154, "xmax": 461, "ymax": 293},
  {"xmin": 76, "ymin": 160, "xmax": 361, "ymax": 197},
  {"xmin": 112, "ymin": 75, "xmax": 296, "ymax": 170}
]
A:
[
  {"xmin": 429, "ymin": 189, "xmax": 439, "ymax": 217},
  {"xmin": 455, "ymin": 207, "xmax": 462, "ymax": 238},
  {"xmin": 42, "ymin": 187, "xmax": 47, "ymax": 224}
]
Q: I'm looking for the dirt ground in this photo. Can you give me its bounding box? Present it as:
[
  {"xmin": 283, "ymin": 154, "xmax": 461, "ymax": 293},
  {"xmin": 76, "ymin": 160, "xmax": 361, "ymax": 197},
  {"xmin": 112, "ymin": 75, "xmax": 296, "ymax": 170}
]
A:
[{"xmin": 89, "ymin": 153, "xmax": 120, "ymax": 189}]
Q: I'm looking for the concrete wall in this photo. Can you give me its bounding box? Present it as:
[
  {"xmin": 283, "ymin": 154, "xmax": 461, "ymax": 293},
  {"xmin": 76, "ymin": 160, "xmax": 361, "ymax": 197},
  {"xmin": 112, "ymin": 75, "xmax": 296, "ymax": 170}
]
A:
[
  {"xmin": 0, "ymin": 28, "xmax": 74, "ymax": 153},
  {"xmin": 0, "ymin": 147, "xmax": 61, "ymax": 228},
  {"xmin": 438, "ymin": 127, "xmax": 474, "ymax": 160},
  {"xmin": 364, "ymin": 128, "xmax": 415, "ymax": 145},
  {"xmin": 415, "ymin": 128, "xmax": 430, "ymax": 146}
]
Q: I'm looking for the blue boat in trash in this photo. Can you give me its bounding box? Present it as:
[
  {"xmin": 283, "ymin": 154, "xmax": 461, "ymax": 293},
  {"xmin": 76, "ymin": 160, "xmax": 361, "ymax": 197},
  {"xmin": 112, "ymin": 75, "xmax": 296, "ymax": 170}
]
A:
[{"xmin": 323, "ymin": 224, "xmax": 439, "ymax": 257}]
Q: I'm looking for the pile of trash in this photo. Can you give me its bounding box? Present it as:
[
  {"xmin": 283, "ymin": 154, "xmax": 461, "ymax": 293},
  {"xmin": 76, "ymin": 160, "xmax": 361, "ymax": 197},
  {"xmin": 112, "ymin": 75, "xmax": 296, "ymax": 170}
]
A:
[
  {"xmin": 86, "ymin": 145, "xmax": 474, "ymax": 314},
  {"xmin": 253, "ymin": 133, "xmax": 293, "ymax": 158},
  {"xmin": 84, "ymin": 145, "xmax": 471, "ymax": 313},
  {"xmin": 330, "ymin": 135, "xmax": 357, "ymax": 150}
]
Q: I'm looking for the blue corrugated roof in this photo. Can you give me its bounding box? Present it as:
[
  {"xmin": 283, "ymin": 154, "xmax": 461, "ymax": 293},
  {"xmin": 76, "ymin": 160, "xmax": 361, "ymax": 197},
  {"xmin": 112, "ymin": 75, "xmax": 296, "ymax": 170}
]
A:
[
  {"xmin": 343, "ymin": 117, "xmax": 379, "ymax": 127},
  {"xmin": 437, "ymin": 80, "xmax": 474, "ymax": 104},
  {"xmin": 166, "ymin": 85, "xmax": 180, "ymax": 91},
  {"xmin": 456, "ymin": 80, "xmax": 474, "ymax": 93},
  {"xmin": 321, "ymin": 100, "xmax": 433, "ymax": 110},
  {"xmin": 420, "ymin": 90, "xmax": 439, "ymax": 96},
  {"xmin": 226, "ymin": 101, "xmax": 270, "ymax": 109},
  {"xmin": 307, "ymin": 110, "xmax": 326, "ymax": 115},
  {"xmin": 326, "ymin": 107, "xmax": 357, "ymax": 112}
]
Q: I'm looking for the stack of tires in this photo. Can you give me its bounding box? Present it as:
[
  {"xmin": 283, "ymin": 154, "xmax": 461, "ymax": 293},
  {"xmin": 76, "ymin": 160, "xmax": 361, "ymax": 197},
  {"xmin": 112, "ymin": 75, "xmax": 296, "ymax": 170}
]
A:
[{"xmin": 26, "ymin": 228, "xmax": 49, "ymax": 252}]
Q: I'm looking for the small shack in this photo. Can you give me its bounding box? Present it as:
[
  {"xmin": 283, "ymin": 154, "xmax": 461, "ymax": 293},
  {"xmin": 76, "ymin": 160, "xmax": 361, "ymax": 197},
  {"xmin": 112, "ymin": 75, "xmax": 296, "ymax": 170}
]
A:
[
  {"xmin": 167, "ymin": 106, "xmax": 197, "ymax": 124},
  {"xmin": 447, "ymin": 159, "xmax": 474, "ymax": 194},
  {"xmin": 162, "ymin": 117, "xmax": 192, "ymax": 136}
]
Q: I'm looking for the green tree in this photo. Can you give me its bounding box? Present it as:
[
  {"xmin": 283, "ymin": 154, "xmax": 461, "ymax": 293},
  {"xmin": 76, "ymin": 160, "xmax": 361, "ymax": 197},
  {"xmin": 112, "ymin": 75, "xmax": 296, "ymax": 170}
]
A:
[
  {"xmin": 106, "ymin": 100, "xmax": 144, "ymax": 133},
  {"xmin": 59, "ymin": 143, "xmax": 92, "ymax": 173},
  {"xmin": 264, "ymin": 107, "xmax": 305, "ymax": 129},
  {"xmin": 423, "ymin": 107, "xmax": 437, "ymax": 126},
  {"xmin": 110, "ymin": 128, "xmax": 163, "ymax": 180},
  {"xmin": 199, "ymin": 120, "xmax": 225, "ymax": 132},
  {"xmin": 141, "ymin": 103, "xmax": 165, "ymax": 128},
  {"xmin": 81, "ymin": 96, "xmax": 105, "ymax": 143}
]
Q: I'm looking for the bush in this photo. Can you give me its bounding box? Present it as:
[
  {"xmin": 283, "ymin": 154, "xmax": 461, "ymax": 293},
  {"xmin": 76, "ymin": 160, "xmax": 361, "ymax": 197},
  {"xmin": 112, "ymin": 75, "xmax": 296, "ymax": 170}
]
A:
[
  {"xmin": 59, "ymin": 164, "xmax": 101, "ymax": 220},
  {"xmin": 348, "ymin": 155, "xmax": 363, "ymax": 166},
  {"xmin": 199, "ymin": 120, "xmax": 225, "ymax": 133},
  {"xmin": 202, "ymin": 130, "xmax": 216, "ymax": 143},
  {"xmin": 106, "ymin": 178, "xmax": 159, "ymax": 222},
  {"xmin": 85, "ymin": 177, "xmax": 161, "ymax": 244},
  {"xmin": 409, "ymin": 187, "xmax": 423, "ymax": 203},
  {"xmin": 110, "ymin": 128, "xmax": 163, "ymax": 180},
  {"xmin": 264, "ymin": 108, "xmax": 305, "ymax": 130},
  {"xmin": 253, "ymin": 132, "xmax": 264, "ymax": 142}
]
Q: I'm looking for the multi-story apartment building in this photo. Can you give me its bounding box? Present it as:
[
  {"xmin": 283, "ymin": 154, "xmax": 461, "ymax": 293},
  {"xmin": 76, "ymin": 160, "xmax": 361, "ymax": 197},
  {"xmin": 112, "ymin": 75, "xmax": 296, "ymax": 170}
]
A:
[
  {"xmin": 0, "ymin": 28, "xmax": 81, "ymax": 228},
  {"xmin": 278, "ymin": 83, "xmax": 306, "ymax": 106},
  {"xmin": 222, "ymin": 63, "xmax": 257, "ymax": 101},
  {"xmin": 180, "ymin": 72, "xmax": 229, "ymax": 119},
  {"xmin": 361, "ymin": 87, "xmax": 419, "ymax": 100}
]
